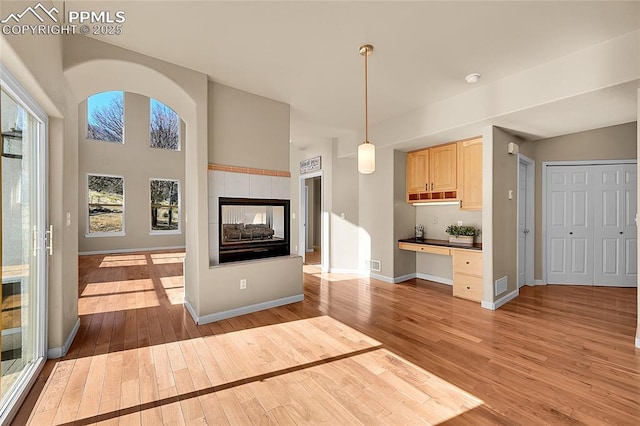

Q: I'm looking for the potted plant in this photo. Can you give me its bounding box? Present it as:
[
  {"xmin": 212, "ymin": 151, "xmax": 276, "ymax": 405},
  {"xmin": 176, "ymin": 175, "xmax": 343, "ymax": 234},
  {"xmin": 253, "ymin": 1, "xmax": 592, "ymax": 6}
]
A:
[{"xmin": 445, "ymin": 225, "xmax": 478, "ymax": 245}]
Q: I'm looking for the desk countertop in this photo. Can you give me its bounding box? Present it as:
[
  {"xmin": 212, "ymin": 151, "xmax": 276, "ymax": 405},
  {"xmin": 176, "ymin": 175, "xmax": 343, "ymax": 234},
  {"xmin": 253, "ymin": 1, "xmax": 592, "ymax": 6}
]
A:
[{"xmin": 398, "ymin": 238, "xmax": 482, "ymax": 251}]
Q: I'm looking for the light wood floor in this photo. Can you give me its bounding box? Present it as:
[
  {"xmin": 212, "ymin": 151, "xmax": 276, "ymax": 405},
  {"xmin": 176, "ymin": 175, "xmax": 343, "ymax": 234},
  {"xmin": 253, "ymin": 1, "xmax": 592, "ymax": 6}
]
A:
[{"xmin": 14, "ymin": 250, "xmax": 640, "ymax": 425}]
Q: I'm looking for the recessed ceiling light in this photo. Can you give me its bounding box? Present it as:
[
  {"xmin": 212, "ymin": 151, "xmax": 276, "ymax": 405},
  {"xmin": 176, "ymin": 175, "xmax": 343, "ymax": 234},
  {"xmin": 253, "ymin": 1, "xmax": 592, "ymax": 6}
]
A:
[{"xmin": 465, "ymin": 73, "xmax": 481, "ymax": 84}]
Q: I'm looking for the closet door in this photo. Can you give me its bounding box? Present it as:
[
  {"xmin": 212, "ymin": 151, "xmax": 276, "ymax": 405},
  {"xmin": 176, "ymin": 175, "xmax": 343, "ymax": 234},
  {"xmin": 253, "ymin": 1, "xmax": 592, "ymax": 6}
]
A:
[
  {"xmin": 546, "ymin": 166, "xmax": 594, "ymax": 285},
  {"xmin": 593, "ymin": 164, "xmax": 637, "ymax": 286}
]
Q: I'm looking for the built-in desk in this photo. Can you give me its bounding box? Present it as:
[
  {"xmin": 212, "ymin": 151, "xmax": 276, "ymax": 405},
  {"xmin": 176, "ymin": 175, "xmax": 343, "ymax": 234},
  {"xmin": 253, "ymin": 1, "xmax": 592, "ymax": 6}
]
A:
[{"xmin": 398, "ymin": 238, "xmax": 483, "ymax": 302}]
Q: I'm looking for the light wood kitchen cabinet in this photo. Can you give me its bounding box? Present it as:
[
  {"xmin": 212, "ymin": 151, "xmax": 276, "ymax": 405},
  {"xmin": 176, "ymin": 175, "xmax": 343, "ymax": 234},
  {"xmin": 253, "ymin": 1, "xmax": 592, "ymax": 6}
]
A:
[
  {"xmin": 458, "ymin": 138, "xmax": 483, "ymax": 210},
  {"xmin": 429, "ymin": 143, "xmax": 457, "ymax": 192},
  {"xmin": 452, "ymin": 249, "xmax": 483, "ymax": 302},
  {"xmin": 406, "ymin": 149, "xmax": 429, "ymax": 197},
  {"xmin": 406, "ymin": 143, "xmax": 457, "ymax": 202}
]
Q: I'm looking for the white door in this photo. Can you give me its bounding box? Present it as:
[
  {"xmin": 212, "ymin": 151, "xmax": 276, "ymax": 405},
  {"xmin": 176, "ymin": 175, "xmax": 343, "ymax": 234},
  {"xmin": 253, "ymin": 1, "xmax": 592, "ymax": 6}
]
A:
[
  {"xmin": 546, "ymin": 166, "xmax": 594, "ymax": 284},
  {"xmin": 517, "ymin": 162, "xmax": 527, "ymax": 287},
  {"xmin": 593, "ymin": 164, "xmax": 637, "ymax": 286}
]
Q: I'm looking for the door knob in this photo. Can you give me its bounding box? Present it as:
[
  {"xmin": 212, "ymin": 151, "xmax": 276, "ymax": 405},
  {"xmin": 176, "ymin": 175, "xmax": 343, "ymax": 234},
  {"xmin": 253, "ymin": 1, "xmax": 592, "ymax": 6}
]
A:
[
  {"xmin": 569, "ymin": 232, "xmax": 573, "ymax": 235},
  {"xmin": 619, "ymin": 231, "xmax": 623, "ymax": 234}
]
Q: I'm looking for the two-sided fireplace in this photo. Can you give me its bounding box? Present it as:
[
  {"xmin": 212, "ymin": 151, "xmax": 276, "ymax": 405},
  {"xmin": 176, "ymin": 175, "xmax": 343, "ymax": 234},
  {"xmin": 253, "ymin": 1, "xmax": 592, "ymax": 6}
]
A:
[{"xmin": 218, "ymin": 197, "xmax": 290, "ymax": 263}]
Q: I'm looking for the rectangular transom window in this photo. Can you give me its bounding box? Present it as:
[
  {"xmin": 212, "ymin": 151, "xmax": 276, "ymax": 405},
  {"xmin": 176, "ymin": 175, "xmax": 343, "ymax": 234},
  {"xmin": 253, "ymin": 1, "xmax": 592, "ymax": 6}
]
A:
[
  {"xmin": 87, "ymin": 91, "xmax": 124, "ymax": 143},
  {"xmin": 150, "ymin": 99, "xmax": 180, "ymax": 150},
  {"xmin": 87, "ymin": 174, "xmax": 124, "ymax": 235},
  {"xmin": 150, "ymin": 179, "xmax": 180, "ymax": 232}
]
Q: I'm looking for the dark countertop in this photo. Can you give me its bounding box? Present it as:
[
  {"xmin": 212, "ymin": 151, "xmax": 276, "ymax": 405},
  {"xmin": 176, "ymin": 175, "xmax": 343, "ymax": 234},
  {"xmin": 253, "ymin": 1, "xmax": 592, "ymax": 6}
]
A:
[{"xmin": 398, "ymin": 238, "xmax": 482, "ymax": 251}]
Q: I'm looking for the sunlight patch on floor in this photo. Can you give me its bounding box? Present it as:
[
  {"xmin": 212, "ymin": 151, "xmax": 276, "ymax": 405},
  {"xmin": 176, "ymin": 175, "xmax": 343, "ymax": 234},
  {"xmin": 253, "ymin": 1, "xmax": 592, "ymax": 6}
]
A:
[
  {"xmin": 28, "ymin": 316, "xmax": 483, "ymax": 425},
  {"xmin": 150, "ymin": 252, "xmax": 185, "ymax": 264},
  {"xmin": 99, "ymin": 255, "xmax": 148, "ymax": 268}
]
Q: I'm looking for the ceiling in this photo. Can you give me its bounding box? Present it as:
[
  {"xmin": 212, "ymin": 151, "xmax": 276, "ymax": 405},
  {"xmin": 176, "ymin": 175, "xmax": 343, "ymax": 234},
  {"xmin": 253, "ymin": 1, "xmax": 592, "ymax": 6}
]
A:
[{"xmin": 83, "ymin": 1, "xmax": 640, "ymax": 147}]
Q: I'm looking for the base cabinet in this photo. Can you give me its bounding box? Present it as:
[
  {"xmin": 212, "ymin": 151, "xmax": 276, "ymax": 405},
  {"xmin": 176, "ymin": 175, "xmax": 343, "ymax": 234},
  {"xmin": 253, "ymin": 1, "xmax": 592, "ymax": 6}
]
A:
[{"xmin": 452, "ymin": 249, "xmax": 483, "ymax": 302}]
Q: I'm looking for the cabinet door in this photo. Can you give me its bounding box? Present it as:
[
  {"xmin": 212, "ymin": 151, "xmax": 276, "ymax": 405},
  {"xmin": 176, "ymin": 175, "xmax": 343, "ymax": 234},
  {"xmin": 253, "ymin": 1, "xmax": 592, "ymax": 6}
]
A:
[
  {"xmin": 430, "ymin": 143, "xmax": 457, "ymax": 191},
  {"xmin": 459, "ymin": 138, "xmax": 483, "ymax": 210},
  {"xmin": 406, "ymin": 149, "xmax": 429, "ymax": 195}
]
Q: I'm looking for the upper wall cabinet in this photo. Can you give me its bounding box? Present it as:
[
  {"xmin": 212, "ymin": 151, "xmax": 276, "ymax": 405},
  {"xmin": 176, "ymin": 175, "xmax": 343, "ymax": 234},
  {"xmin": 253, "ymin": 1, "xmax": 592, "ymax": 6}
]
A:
[
  {"xmin": 458, "ymin": 138, "xmax": 483, "ymax": 210},
  {"xmin": 406, "ymin": 143, "xmax": 457, "ymax": 203},
  {"xmin": 406, "ymin": 148, "xmax": 429, "ymax": 194},
  {"xmin": 430, "ymin": 143, "xmax": 457, "ymax": 192}
]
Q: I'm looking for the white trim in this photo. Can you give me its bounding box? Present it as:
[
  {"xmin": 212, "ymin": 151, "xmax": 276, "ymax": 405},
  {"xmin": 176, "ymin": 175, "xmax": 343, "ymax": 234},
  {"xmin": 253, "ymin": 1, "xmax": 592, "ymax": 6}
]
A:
[
  {"xmin": 393, "ymin": 273, "xmax": 417, "ymax": 283},
  {"xmin": 184, "ymin": 299, "xmax": 198, "ymax": 324},
  {"xmin": 189, "ymin": 294, "xmax": 304, "ymax": 325},
  {"xmin": 369, "ymin": 273, "xmax": 394, "ymax": 283},
  {"xmin": 517, "ymin": 154, "xmax": 535, "ymax": 289},
  {"xmin": 481, "ymin": 288, "xmax": 519, "ymax": 310},
  {"xmin": 78, "ymin": 245, "xmax": 186, "ymax": 255},
  {"xmin": 534, "ymin": 279, "xmax": 547, "ymax": 286},
  {"xmin": 299, "ymin": 171, "xmax": 328, "ymax": 271},
  {"xmin": 635, "ymin": 332, "xmax": 640, "ymax": 349},
  {"xmin": 416, "ymin": 273, "xmax": 453, "ymax": 286},
  {"xmin": 47, "ymin": 318, "xmax": 80, "ymax": 359},
  {"xmin": 0, "ymin": 65, "xmax": 49, "ymax": 425}
]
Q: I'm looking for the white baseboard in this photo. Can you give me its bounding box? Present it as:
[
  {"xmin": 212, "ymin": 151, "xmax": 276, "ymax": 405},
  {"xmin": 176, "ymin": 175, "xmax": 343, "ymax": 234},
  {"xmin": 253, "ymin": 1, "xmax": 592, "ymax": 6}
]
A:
[
  {"xmin": 184, "ymin": 299, "xmax": 198, "ymax": 324},
  {"xmin": 416, "ymin": 273, "xmax": 453, "ymax": 286},
  {"xmin": 636, "ymin": 328, "xmax": 640, "ymax": 348},
  {"xmin": 369, "ymin": 273, "xmax": 394, "ymax": 283},
  {"xmin": 48, "ymin": 317, "xmax": 80, "ymax": 359},
  {"xmin": 188, "ymin": 294, "xmax": 304, "ymax": 325},
  {"xmin": 78, "ymin": 245, "xmax": 186, "ymax": 255},
  {"xmin": 481, "ymin": 288, "xmax": 519, "ymax": 310},
  {"xmin": 393, "ymin": 273, "xmax": 417, "ymax": 283},
  {"xmin": 534, "ymin": 279, "xmax": 547, "ymax": 286}
]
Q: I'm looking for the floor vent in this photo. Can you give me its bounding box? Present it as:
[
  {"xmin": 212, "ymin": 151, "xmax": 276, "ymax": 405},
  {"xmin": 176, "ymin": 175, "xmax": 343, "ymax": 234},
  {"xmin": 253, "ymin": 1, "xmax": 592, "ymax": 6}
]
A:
[
  {"xmin": 495, "ymin": 276, "xmax": 508, "ymax": 295},
  {"xmin": 368, "ymin": 260, "xmax": 381, "ymax": 272}
]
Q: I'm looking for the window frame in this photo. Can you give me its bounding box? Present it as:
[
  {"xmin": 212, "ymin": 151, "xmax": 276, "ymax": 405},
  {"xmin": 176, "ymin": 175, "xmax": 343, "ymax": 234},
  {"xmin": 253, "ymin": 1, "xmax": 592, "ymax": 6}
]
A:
[
  {"xmin": 149, "ymin": 177, "xmax": 181, "ymax": 235},
  {"xmin": 86, "ymin": 91, "xmax": 125, "ymax": 144},
  {"xmin": 149, "ymin": 98, "xmax": 181, "ymax": 151},
  {"xmin": 86, "ymin": 173, "xmax": 126, "ymax": 237}
]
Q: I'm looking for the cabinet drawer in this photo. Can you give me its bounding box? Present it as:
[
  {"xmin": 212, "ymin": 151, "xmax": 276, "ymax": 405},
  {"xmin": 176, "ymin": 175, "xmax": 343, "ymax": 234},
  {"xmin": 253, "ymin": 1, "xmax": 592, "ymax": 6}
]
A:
[
  {"xmin": 452, "ymin": 249, "xmax": 483, "ymax": 276},
  {"xmin": 453, "ymin": 273, "xmax": 483, "ymax": 302},
  {"xmin": 398, "ymin": 243, "xmax": 451, "ymax": 256}
]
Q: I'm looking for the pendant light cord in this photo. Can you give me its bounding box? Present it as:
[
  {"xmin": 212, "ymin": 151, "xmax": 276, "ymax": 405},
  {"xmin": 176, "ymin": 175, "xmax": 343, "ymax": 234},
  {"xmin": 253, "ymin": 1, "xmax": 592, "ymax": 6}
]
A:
[{"xmin": 364, "ymin": 48, "xmax": 369, "ymax": 143}]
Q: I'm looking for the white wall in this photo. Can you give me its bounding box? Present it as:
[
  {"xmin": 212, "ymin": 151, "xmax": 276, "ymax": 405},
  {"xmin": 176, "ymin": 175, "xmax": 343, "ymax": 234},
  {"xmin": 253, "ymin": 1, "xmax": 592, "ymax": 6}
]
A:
[
  {"xmin": 78, "ymin": 92, "xmax": 186, "ymax": 254},
  {"xmin": 209, "ymin": 82, "xmax": 290, "ymax": 171}
]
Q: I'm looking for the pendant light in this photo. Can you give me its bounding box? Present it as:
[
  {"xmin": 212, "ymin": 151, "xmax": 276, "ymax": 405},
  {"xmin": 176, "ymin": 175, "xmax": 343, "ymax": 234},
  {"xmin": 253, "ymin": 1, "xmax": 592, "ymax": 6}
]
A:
[{"xmin": 358, "ymin": 44, "xmax": 375, "ymax": 174}]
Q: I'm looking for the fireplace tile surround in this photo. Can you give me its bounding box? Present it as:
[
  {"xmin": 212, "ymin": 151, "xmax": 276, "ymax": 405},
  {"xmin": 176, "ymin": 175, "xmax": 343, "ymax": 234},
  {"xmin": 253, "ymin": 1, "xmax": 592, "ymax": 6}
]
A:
[{"xmin": 208, "ymin": 166, "xmax": 291, "ymax": 265}]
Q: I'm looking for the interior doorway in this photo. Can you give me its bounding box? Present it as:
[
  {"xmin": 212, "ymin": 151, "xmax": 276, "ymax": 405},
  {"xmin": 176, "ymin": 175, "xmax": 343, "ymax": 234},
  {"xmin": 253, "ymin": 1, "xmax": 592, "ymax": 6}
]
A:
[
  {"xmin": 517, "ymin": 154, "xmax": 535, "ymax": 288},
  {"xmin": 303, "ymin": 176, "xmax": 322, "ymax": 265}
]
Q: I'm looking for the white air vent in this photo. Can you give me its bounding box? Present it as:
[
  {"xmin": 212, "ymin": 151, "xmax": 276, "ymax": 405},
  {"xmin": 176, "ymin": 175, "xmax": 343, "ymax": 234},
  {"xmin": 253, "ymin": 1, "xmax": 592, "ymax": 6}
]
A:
[
  {"xmin": 366, "ymin": 259, "xmax": 381, "ymax": 272},
  {"xmin": 495, "ymin": 276, "xmax": 508, "ymax": 295}
]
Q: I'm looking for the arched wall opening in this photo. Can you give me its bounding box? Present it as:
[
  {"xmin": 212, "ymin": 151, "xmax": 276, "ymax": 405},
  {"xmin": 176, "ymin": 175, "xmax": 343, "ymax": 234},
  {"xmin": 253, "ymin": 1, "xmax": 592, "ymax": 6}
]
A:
[{"xmin": 64, "ymin": 57, "xmax": 207, "ymax": 316}]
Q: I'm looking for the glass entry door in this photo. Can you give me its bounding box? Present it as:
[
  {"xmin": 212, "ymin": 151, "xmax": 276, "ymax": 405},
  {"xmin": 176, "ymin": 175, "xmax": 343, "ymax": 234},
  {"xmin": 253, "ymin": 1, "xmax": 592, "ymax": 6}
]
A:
[{"xmin": 0, "ymin": 68, "xmax": 47, "ymax": 421}]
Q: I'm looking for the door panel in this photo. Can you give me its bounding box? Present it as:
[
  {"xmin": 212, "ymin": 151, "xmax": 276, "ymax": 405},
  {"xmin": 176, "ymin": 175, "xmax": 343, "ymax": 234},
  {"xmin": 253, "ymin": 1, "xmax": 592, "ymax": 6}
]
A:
[
  {"xmin": 0, "ymin": 83, "xmax": 47, "ymax": 421},
  {"xmin": 548, "ymin": 163, "xmax": 637, "ymax": 287},
  {"xmin": 546, "ymin": 166, "xmax": 593, "ymax": 284},
  {"xmin": 594, "ymin": 164, "xmax": 637, "ymax": 286},
  {"xmin": 517, "ymin": 162, "xmax": 528, "ymax": 287}
]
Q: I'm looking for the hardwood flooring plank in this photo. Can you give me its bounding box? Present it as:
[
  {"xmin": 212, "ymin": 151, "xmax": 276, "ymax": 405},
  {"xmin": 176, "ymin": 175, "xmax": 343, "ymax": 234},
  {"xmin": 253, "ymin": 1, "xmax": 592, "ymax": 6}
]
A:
[{"xmin": 16, "ymin": 251, "xmax": 640, "ymax": 426}]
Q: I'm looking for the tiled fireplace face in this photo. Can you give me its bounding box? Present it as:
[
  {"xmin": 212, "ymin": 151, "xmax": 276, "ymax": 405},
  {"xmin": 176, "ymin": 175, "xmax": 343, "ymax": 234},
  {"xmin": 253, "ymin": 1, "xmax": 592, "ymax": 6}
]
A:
[{"xmin": 208, "ymin": 170, "xmax": 290, "ymax": 265}]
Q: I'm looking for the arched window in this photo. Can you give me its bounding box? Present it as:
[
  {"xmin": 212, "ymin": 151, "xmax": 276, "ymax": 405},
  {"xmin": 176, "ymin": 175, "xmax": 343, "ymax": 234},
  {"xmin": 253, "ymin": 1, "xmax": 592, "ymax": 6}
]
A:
[
  {"xmin": 86, "ymin": 91, "xmax": 124, "ymax": 143},
  {"xmin": 150, "ymin": 98, "xmax": 180, "ymax": 150}
]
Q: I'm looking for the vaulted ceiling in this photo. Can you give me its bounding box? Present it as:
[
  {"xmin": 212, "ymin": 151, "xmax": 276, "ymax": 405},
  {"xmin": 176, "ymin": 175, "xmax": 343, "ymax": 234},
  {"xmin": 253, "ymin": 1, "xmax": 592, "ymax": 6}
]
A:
[{"xmin": 83, "ymin": 1, "xmax": 640, "ymax": 150}]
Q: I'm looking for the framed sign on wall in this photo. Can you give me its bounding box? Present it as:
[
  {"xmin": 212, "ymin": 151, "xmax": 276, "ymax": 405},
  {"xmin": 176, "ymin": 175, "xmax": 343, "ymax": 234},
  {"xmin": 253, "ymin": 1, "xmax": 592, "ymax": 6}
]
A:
[{"xmin": 300, "ymin": 156, "xmax": 321, "ymax": 174}]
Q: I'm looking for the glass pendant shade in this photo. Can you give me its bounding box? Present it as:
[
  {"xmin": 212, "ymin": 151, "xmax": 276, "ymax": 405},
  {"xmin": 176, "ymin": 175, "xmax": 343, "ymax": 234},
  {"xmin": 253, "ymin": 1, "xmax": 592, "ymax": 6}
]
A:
[{"xmin": 358, "ymin": 141, "xmax": 375, "ymax": 174}]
